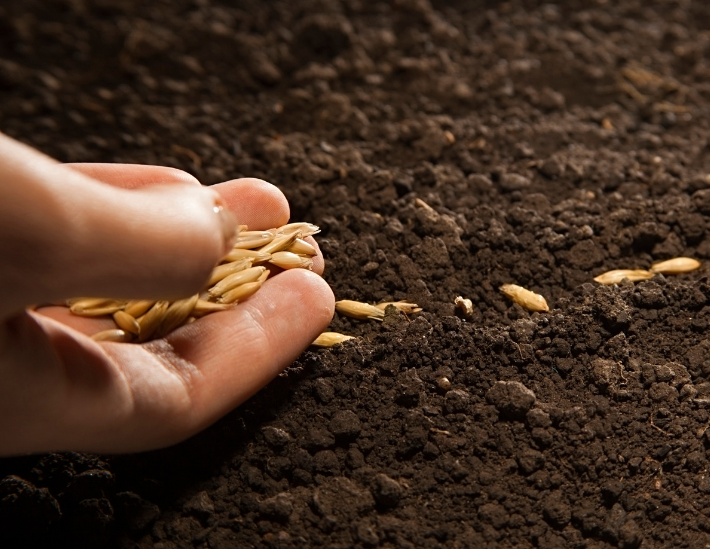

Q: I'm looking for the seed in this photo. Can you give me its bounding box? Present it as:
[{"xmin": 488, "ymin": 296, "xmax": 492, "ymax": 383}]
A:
[
  {"xmin": 499, "ymin": 284, "xmax": 549, "ymax": 312},
  {"xmin": 274, "ymin": 222, "xmax": 320, "ymax": 238},
  {"xmin": 192, "ymin": 299, "xmax": 233, "ymax": 317},
  {"xmin": 222, "ymin": 249, "xmax": 272, "ymax": 263},
  {"xmin": 650, "ymin": 257, "xmax": 701, "ymax": 275},
  {"xmin": 311, "ymin": 332, "xmax": 356, "ymax": 347},
  {"xmin": 207, "ymin": 258, "xmax": 253, "ymax": 286},
  {"xmin": 136, "ymin": 301, "xmax": 170, "ymax": 342},
  {"xmin": 156, "ymin": 294, "xmax": 200, "ymax": 337},
  {"xmin": 91, "ymin": 329, "xmax": 133, "ymax": 343},
  {"xmin": 335, "ymin": 300, "xmax": 385, "ymax": 321},
  {"xmin": 66, "ymin": 297, "xmax": 115, "ymax": 309},
  {"xmin": 373, "ymin": 300, "xmax": 422, "ymax": 314},
  {"xmin": 209, "ymin": 266, "xmax": 267, "ymax": 297},
  {"xmin": 437, "ymin": 377, "xmax": 452, "ymax": 391},
  {"xmin": 232, "ymin": 231, "xmax": 274, "ymax": 249},
  {"xmin": 269, "ymin": 251, "xmax": 314, "ymax": 270},
  {"xmin": 70, "ymin": 301, "xmax": 126, "ymax": 316},
  {"xmin": 124, "ymin": 300, "xmax": 156, "ymax": 318},
  {"xmin": 454, "ymin": 296, "xmax": 474, "ymax": 318},
  {"xmin": 258, "ymin": 232, "xmax": 300, "ymax": 255},
  {"xmin": 286, "ymin": 238, "xmax": 317, "ymax": 256},
  {"xmin": 113, "ymin": 310, "xmax": 141, "ymax": 335},
  {"xmin": 219, "ymin": 273, "xmax": 268, "ymax": 304},
  {"xmin": 593, "ymin": 269, "xmax": 654, "ymax": 285}
]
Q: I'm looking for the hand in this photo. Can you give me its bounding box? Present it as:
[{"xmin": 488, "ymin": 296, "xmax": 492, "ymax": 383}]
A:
[{"xmin": 0, "ymin": 133, "xmax": 335, "ymax": 455}]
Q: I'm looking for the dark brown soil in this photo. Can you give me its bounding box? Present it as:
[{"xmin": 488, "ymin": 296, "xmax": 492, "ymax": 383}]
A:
[{"xmin": 3, "ymin": 0, "xmax": 710, "ymax": 547}]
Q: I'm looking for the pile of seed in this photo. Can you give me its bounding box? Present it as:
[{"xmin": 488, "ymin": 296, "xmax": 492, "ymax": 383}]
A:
[{"xmin": 66, "ymin": 222, "xmax": 320, "ymax": 343}]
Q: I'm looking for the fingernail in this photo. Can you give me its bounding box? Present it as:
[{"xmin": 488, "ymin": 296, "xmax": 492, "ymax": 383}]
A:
[{"xmin": 213, "ymin": 197, "xmax": 239, "ymax": 253}]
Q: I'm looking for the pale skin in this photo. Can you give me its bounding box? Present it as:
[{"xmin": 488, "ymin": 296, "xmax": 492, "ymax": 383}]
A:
[{"xmin": 0, "ymin": 132, "xmax": 335, "ymax": 455}]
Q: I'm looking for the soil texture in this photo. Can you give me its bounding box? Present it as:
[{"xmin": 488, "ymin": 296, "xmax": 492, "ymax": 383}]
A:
[{"xmin": 3, "ymin": 0, "xmax": 710, "ymax": 548}]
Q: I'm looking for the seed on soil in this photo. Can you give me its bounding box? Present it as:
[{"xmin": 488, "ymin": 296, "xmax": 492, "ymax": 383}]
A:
[
  {"xmin": 437, "ymin": 377, "xmax": 452, "ymax": 391},
  {"xmin": 454, "ymin": 296, "xmax": 474, "ymax": 318},
  {"xmin": 593, "ymin": 269, "xmax": 654, "ymax": 285},
  {"xmin": 91, "ymin": 329, "xmax": 133, "ymax": 343},
  {"xmin": 269, "ymin": 251, "xmax": 314, "ymax": 270},
  {"xmin": 335, "ymin": 300, "xmax": 386, "ymax": 321},
  {"xmin": 373, "ymin": 300, "xmax": 422, "ymax": 314},
  {"xmin": 311, "ymin": 332, "xmax": 356, "ymax": 347},
  {"xmin": 499, "ymin": 284, "xmax": 549, "ymax": 312},
  {"xmin": 649, "ymin": 257, "xmax": 701, "ymax": 275}
]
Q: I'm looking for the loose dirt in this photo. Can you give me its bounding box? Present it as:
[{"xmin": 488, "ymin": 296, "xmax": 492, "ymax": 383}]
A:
[{"xmin": 3, "ymin": 1, "xmax": 710, "ymax": 547}]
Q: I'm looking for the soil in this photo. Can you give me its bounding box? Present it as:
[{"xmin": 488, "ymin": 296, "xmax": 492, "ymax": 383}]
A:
[{"xmin": 3, "ymin": 0, "xmax": 710, "ymax": 547}]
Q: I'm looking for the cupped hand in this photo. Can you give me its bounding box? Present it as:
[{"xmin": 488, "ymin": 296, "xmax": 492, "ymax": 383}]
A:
[{"xmin": 0, "ymin": 133, "xmax": 334, "ymax": 455}]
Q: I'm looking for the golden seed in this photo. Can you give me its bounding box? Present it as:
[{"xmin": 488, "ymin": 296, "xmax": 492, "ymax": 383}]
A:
[
  {"xmin": 286, "ymin": 238, "xmax": 317, "ymax": 256},
  {"xmin": 499, "ymin": 284, "xmax": 549, "ymax": 312},
  {"xmin": 113, "ymin": 310, "xmax": 141, "ymax": 335},
  {"xmin": 207, "ymin": 258, "xmax": 253, "ymax": 286},
  {"xmin": 156, "ymin": 294, "xmax": 200, "ymax": 337},
  {"xmin": 258, "ymin": 232, "xmax": 300, "ymax": 255},
  {"xmin": 91, "ymin": 329, "xmax": 133, "ymax": 343},
  {"xmin": 373, "ymin": 300, "xmax": 422, "ymax": 314},
  {"xmin": 454, "ymin": 296, "xmax": 474, "ymax": 318},
  {"xmin": 274, "ymin": 222, "xmax": 320, "ymax": 238},
  {"xmin": 219, "ymin": 274, "xmax": 268, "ymax": 304},
  {"xmin": 192, "ymin": 299, "xmax": 233, "ymax": 317},
  {"xmin": 593, "ymin": 269, "xmax": 654, "ymax": 285},
  {"xmin": 269, "ymin": 251, "xmax": 314, "ymax": 270},
  {"xmin": 444, "ymin": 130, "xmax": 456, "ymax": 145},
  {"xmin": 437, "ymin": 377, "xmax": 452, "ymax": 391},
  {"xmin": 311, "ymin": 332, "xmax": 356, "ymax": 347},
  {"xmin": 136, "ymin": 301, "xmax": 170, "ymax": 342},
  {"xmin": 66, "ymin": 297, "xmax": 115, "ymax": 309},
  {"xmin": 232, "ymin": 231, "xmax": 275, "ymax": 249},
  {"xmin": 124, "ymin": 300, "xmax": 156, "ymax": 318},
  {"xmin": 649, "ymin": 257, "xmax": 701, "ymax": 275},
  {"xmin": 335, "ymin": 300, "xmax": 385, "ymax": 321},
  {"xmin": 222, "ymin": 249, "xmax": 273, "ymax": 263},
  {"xmin": 70, "ymin": 301, "xmax": 126, "ymax": 316},
  {"xmin": 209, "ymin": 266, "xmax": 267, "ymax": 297}
]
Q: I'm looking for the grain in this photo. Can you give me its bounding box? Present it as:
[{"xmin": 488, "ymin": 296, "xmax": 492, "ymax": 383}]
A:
[
  {"xmin": 274, "ymin": 222, "xmax": 320, "ymax": 238},
  {"xmin": 454, "ymin": 296, "xmax": 474, "ymax": 318},
  {"xmin": 136, "ymin": 301, "xmax": 170, "ymax": 342},
  {"xmin": 69, "ymin": 301, "xmax": 126, "ymax": 316},
  {"xmin": 233, "ymin": 231, "xmax": 274, "ymax": 249},
  {"xmin": 335, "ymin": 300, "xmax": 385, "ymax": 321},
  {"xmin": 208, "ymin": 266, "xmax": 267, "ymax": 297},
  {"xmin": 207, "ymin": 258, "xmax": 253, "ymax": 286},
  {"xmin": 219, "ymin": 272, "xmax": 269, "ymax": 304},
  {"xmin": 124, "ymin": 300, "xmax": 155, "ymax": 318},
  {"xmin": 156, "ymin": 294, "xmax": 200, "ymax": 337},
  {"xmin": 192, "ymin": 299, "xmax": 233, "ymax": 316},
  {"xmin": 649, "ymin": 257, "xmax": 701, "ymax": 275},
  {"xmin": 113, "ymin": 310, "xmax": 141, "ymax": 335},
  {"xmin": 222, "ymin": 249, "xmax": 272, "ymax": 263},
  {"xmin": 259, "ymin": 232, "xmax": 300, "ymax": 255},
  {"xmin": 500, "ymin": 284, "xmax": 549, "ymax": 312},
  {"xmin": 269, "ymin": 251, "xmax": 314, "ymax": 270},
  {"xmin": 286, "ymin": 238, "xmax": 317, "ymax": 256},
  {"xmin": 593, "ymin": 269, "xmax": 654, "ymax": 285},
  {"xmin": 373, "ymin": 300, "xmax": 422, "ymax": 314},
  {"xmin": 311, "ymin": 332, "xmax": 356, "ymax": 347}
]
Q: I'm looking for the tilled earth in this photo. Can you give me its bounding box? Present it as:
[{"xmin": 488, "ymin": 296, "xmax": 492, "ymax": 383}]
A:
[{"xmin": 3, "ymin": 0, "xmax": 710, "ymax": 547}]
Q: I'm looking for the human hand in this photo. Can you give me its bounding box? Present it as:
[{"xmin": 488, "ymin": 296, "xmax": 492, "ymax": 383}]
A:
[{"xmin": 0, "ymin": 133, "xmax": 335, "ymax": 455}]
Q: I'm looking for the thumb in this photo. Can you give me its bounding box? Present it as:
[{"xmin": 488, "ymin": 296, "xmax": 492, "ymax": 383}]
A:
[{"xmin": 0, "ymin": 135, "xmax": 237, "ymax": 315}]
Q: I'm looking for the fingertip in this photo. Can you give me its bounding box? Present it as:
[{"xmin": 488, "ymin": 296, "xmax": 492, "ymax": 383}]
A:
[
  {"xmin": 211, "ymin": 178, "xmax": 290, "ymax": 230},
  {"xmin": 65, "ymin": 164, "xmax": 201, "ymax": 189}
]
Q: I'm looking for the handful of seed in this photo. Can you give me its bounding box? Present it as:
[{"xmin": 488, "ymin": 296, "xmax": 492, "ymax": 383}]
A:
[{"xmin": 67, "ymin": 222, "xmax": 320, "ymax": 343}]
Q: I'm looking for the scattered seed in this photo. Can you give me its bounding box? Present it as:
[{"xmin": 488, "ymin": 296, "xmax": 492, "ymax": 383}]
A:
[
  {"xmin": 91, "ymin": 329, "xmax": 133, "ymax": 343},
  {"xmin": 454, "ymin": 296, "xmax": 474, "ymax": 318},
  {"xmin": 269, "ymin": 251, "xmax": 314, "ymax": 270},
  {"xmin": 209, "ymin": 266, "xmax": 267, "ymax": 297},
  {"xmin": 373, "ymin": 300, "xmax": 422, "ymax": 314},
  {"xmin": 437, "ymin": 377, "xmax": 452, "ymax": 391},
  {"xmin": 311, "ymin": 332, "xmax": 356, "ymax": 347},
  {"xmin": 649, "ymin": 257, "xmax": 701, "ymax": 275},
  {"xmin": 499, "ymin": 284, "xmax": 549, "ymax": 312},
  {"xmin": 113, "ymin": 310, "xmax": 141, "ymax": 335},
  {"xmin": 335, "ymin": 300, "xmax": 385, "ymax": 321},
  {"xmin": 593, "ymin": 269, "xmax": 654, "ymax": 285}
]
